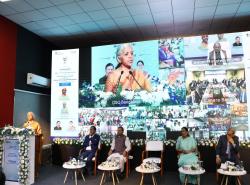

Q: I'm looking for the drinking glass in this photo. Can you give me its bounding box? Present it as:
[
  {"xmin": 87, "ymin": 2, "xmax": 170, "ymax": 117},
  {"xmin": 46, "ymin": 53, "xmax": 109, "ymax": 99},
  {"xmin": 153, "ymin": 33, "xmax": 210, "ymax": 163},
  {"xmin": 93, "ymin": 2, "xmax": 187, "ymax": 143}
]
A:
[
  {"xmin": 69, "ymin": 156, "xmax": 73, "ymax": 162},
  {"xmin": 197, "ymin": 161, "xmax": 203, "ymax": 170},
  {"xmin": 239, "ymin": 161, "xmax": 244, "ymax": 171}
]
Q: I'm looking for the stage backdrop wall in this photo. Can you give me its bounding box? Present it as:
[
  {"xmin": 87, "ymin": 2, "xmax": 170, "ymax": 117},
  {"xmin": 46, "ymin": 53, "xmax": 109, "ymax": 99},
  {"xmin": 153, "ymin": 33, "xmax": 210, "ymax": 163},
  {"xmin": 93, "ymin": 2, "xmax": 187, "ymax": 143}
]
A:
[
  {"xmin": 13, "ymin": 89, "xmax": 51, "ymax": 145},
  {"xmin": 15, "ymin": 26, "xmax": 57, "ymax": 95}
]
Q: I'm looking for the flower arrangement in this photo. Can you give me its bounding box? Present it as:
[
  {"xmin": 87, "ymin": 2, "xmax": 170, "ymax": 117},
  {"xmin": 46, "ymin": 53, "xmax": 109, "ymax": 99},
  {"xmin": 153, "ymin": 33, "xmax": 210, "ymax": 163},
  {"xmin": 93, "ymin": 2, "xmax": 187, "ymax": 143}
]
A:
[
  {"xmin": 164, "ymin": 140, "xmax": 176, "ymax": 147},
  {"xmin": 100, "ymin": 132, "xmax": 113, "ymax": 140},
  {"xmin": 99, "ymin": 133, "xmax": 112, "ymax": 146},
  {"xmin": 140, "ymin": 161, "xmax": 160, "ymax": 170},
  {"xmin": 106, "ymin": 86, "xmax": 131, "ymax": 107},
  {"xmin": 65, "ymin": 158, "xmax": 85, "ymax": 166},
  {"xmin": 130, "ymin": 139, "xmax": 145, "ymax": 146},
  {"xmin": 0, "ymin": 126, "xmax": 34, "ymax": 185},
  {"xmin": 0, "ymin": 126, "xmax": 34, "ymax": 136},
  {"xmin": 239, "ymin": 140, "xmax": 250, "ymax": 148},
  {"xmin": 79, "ymin": 82, "xmax": 99, "ymax": 108},
  {"xmin": 18, "ymin": 135, "xmax": 30, "ymax": 184},
  {"xmin": 79, "ymin": 80, "xmax": 186, "ymax": 108},
  {"xmin": 52, "ymin": 138, "xmax": 83, "ymax": 145},
  {"xmin": 52, "ymin": 137, "xmax": 250, "ymax": 150},
  {"xmin": 100, "ymin": 158, "xmax": 120, "ymax": 168},
  {"xmin": 197, "ymin": 138, "xmax": 218, "ymax": 147},
  {"xmin": 101, "ymin": 139, "xmax": 112, "ymax": 146}
]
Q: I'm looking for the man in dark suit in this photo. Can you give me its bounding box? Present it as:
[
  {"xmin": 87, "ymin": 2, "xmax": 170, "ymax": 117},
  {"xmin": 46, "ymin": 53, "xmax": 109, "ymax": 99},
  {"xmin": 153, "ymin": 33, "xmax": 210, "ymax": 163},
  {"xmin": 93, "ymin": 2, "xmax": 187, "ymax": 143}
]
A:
[
  {"xmin": 79, "ymin": 126, "xmax": 100, "ymax": 175},
  {"xmin": 216, "ymin": 128, "xmax": 239, "ymax": 165},
  {"xmin": 99, "ymin": 63, "xmax": 114, "ymax": 84},
  {"xmin": 186, "ymin": 90, "xmax": 201, "ymax": 105}
]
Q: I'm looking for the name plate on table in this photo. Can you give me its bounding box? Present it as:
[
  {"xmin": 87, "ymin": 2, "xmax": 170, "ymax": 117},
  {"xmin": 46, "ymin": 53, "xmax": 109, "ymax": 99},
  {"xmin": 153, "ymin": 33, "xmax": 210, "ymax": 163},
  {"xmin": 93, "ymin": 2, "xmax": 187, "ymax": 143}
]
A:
[{"xmin": 3, "ymin": 139, "xmax": 20, "ymax": 182}]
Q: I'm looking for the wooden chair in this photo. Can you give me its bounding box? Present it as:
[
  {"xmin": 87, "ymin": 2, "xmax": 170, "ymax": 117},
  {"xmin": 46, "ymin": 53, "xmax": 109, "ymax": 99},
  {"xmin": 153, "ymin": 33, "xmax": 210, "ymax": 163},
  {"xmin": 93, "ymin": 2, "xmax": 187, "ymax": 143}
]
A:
[
  {"xmin": 79, "ymin": 142, "xmax": 102, "ymax": 176},
  {"xmin": 124, "ymin": 150, "xmax": 131, "ymax": 178},
  {"xmin": 126, "ymin": 143, "xmax": 135, "ymax": 178},
  {"xmin": 142, "ymin": 140, "xmax": 164, "ymax": 176}
]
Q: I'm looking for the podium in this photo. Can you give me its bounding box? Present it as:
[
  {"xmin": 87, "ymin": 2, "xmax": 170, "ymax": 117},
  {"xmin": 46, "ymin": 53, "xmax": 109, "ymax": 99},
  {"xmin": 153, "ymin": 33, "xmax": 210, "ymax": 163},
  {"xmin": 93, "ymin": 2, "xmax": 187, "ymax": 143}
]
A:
[
  {"xmin": 0, "ymin": 127, "xmax": 35, "ymax": 185},
  {"xmin": 35, "ymin": 135, "xmax": 43, "ymax": 177}
]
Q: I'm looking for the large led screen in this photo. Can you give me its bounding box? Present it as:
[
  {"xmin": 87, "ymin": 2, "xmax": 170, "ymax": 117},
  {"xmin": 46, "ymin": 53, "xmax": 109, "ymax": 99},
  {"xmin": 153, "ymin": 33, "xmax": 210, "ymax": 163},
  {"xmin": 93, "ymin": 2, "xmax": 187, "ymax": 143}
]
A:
[{"xmin": 51, "ymin": 31, "xmax": 250, "ymax": 139}]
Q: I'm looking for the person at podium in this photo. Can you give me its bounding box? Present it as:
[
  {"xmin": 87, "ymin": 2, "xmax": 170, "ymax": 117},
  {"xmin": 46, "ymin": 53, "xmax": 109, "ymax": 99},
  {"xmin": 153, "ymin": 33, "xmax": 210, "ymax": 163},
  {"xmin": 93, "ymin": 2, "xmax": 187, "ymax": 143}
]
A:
[
  {"xmin": 23, "ymin": 112, "xmax": 42, "ymax": 176},
  {"xmin": 105, "ymin": 43, "xmax": 152, "ymax": 93},
  {"xmin": 23, "ymin": 112, "xmax": 42, "ymax": 135}
]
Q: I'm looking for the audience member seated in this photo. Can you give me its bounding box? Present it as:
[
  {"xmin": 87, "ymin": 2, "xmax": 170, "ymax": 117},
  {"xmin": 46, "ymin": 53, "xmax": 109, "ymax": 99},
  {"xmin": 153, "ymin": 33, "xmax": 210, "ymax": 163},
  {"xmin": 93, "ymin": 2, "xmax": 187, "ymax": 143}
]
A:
[
  {"xmin": 108, "ymin": 126, "xmax": 131, "ymax": 177},
  {"xmin": 176, "ymin": 127, "xmax": 198, "ymax": 184},
  {"xmin": 79, "ymin": 126, "xmax": 100, "ymax": 175}
]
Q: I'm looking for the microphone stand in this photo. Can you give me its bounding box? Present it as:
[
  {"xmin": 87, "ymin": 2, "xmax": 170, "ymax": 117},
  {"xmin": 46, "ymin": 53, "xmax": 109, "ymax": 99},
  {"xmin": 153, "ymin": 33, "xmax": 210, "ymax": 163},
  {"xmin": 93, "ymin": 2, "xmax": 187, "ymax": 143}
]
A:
[
  {"xmin": 129, "ymin": 70, "xmax": 145, "ymax": 91},
  {"xmin": 115, "ymin": 71, "xmax": 124, "ymax": 94}
]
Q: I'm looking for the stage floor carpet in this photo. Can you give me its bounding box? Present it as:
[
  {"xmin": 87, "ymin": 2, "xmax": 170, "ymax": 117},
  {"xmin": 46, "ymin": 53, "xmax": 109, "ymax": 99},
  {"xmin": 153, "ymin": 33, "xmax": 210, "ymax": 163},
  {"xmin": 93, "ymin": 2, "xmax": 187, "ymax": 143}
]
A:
[{"xmin": 34, "ymin": 165, "xmax": 249, "ymax": 185}]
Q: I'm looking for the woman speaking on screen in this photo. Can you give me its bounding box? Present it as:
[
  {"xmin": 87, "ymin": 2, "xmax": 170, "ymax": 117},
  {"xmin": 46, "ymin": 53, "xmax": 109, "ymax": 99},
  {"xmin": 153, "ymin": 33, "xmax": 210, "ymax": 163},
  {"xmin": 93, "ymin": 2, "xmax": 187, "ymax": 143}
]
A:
[{"xmin": 105, "ymin": 43, "xmax": 152, "ymax": 93}]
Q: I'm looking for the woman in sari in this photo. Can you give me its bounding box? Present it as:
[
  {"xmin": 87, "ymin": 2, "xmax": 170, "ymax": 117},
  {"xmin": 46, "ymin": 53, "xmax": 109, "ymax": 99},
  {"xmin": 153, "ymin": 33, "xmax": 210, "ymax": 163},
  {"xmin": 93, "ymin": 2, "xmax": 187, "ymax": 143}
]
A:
[
  {"xmin": 23, "ymin": 112, "xmax": 42, "ymax": 135},
  {"xmin": 105, "ymin": 43, "xmax": 152, "ymax": 93},
  {"xmin": 176, "ymin": 127, "xmax": 198, "ymax": 184}
]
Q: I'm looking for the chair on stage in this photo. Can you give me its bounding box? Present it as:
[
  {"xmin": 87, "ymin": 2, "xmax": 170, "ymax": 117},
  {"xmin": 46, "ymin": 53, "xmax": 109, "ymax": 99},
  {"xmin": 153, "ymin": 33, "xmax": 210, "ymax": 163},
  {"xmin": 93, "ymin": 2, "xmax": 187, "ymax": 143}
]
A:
[
  {"xmin": 142, "ymin": 140, "xmax": 164, "ymax": 176},
  {"xmin": 79, "ymin": 142, "xmax": 102, "ymax": 176},
  {"xmin": 125, "ymin": 149, "xmax": 132, "ymax": 178}
]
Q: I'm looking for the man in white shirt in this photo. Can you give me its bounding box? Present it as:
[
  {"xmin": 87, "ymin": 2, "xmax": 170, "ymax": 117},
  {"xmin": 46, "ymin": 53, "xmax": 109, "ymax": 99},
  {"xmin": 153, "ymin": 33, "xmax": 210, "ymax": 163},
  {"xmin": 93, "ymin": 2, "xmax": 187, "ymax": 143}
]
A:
[{"xmin": 108, "ymin": 126, "xmax": 131, "ymax": 173}]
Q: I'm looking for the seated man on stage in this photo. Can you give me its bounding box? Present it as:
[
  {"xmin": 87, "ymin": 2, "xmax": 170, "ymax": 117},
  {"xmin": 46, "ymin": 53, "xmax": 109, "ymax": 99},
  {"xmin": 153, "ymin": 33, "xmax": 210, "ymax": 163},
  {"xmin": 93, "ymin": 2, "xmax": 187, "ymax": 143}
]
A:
[
  {"xmin": 108, "ymin": 126, "xmax": 131, "ymax": 175},
  {"xmin": 216, "ymin": 127, "xmax": 240, "ymax": 165},
  {"xmin": 216, "ymin": 128, "xmax": 240, "ymax": 184},
  {"xmin": 79, "ymin": 126, "xmax": 100, "ymax": 175}
]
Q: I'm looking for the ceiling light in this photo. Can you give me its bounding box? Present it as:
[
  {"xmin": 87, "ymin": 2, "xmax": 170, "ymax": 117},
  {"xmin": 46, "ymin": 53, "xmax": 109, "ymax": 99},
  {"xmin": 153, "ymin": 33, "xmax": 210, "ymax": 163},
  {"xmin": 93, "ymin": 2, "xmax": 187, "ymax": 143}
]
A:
[{"xmin": 0, "ymin": 0, "xmax": 12, "ymax": 2}]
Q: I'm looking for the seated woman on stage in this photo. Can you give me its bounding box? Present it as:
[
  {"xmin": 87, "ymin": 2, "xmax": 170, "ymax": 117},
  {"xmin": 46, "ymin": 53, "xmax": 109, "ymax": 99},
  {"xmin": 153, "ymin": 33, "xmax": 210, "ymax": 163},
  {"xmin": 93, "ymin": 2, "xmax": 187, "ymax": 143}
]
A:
[
  {"xmin": 105, "ymin": 43, "xmax": 152, "ymax": 93},
  {"xmin": 176, "ymin": 127, "xmax": 198, "ymax": 184},
  {"xmin": 23, "ymin": 112, "xmax": 42, "ymax": 135}
]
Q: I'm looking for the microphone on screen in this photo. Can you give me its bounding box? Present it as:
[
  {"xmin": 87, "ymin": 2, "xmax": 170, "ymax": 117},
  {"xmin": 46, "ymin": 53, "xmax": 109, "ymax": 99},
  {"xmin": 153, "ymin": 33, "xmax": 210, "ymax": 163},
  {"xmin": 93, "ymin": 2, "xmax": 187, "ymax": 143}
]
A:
[
  {"xmin": 115, "ymin": 71, "xmax": 124, "ymax": 93},
  {"xmin": 129, "ymin": 70, "xmax": 144, "ymax": 91}
]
